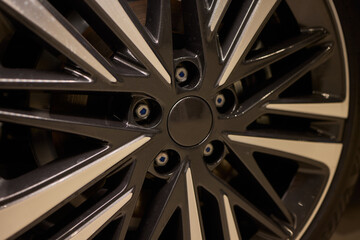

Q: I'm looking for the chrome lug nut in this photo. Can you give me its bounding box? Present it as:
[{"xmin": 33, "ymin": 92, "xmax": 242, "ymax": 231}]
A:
[
  {"xmin": 135, "ymin": 104, "xmax": 150, "ymax": 119},
  {"xmin": 155, "ymin": 152, "xmax": 169, "ymax": 166},
  {"xmin": 175, "ymin": 67, "xmax": 188, "ymax": 83},
  {"xmin": 215, "ymin": 94, "xmax": 225, "ymax": 108},
  {"xmin": 203, "ymin": 143, "xmax": 214, "ymax": 157}
]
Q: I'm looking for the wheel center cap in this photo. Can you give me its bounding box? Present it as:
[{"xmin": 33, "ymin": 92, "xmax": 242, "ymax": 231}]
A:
[{"xmin": 168, "ymin": 96, "xmax": 212, "ymax": 147}]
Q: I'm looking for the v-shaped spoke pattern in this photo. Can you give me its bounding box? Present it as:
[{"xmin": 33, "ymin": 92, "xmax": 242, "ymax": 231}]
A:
[
  {"xmin": 0, "ymin": 136, "xmax": 150, "ymax": 239},
  {"xmin": 0, "ymin": 0, "xmax": 117, "ymax": 83},
  {"xmin": 201, "ymin": 168, "xmax": 290, "ymax": 239},
  {"xmin": 83, "ymin": 0, "xmax": 171, "ymax": 84},
  {"xmin": 217, "ymin": 0, "xmax": 279, "ymax": 86},
  {"xmin": 207, "ymin": 0, "xmax": 231, "ymax": 40},
  {"xmin": 0, "ymin": 0, "xmax": 350, "ymax": 239},
  {"xmin": 225, "ymin": 138, "xmax": 293, "ymax": 224},
  {"xmin": 54, "ymin": 189, "xmax": 133, "ymax": 240}
]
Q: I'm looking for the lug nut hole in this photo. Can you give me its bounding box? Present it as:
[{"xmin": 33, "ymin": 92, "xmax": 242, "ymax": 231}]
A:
[
  {"xmin": 203, "ymin": 141, "xmax": 225, "ymax": 165},
  {"xmin": 215, "ymin": 89, "xmax": 236, "ymax": 114},
  {"xmin": 154, "ymin": 150, "xmax": 180, "ymax": 175},
  {"xmin": 175, "ymin": 61, "xmax": 200, "ymax": 89},
  {"xmin": 132, "ymin": 98, "xmax": 161, "ymax": 127}
]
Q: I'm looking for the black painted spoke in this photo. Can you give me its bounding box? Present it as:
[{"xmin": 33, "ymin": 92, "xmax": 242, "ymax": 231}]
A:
[
  {"xmin": 0, "ymin": 68, "xmax": 174, "ymax": 98},
  {"xmin": 52, "ymin": 187, "xmax": 133, "ymax": 240},
  {"xmin": 0, "ymin": 137, "xmax": 150, "ymax": 239},
  {"xmin": 244, "ymin": 43, "xmax": 333, "ymax": 112},
  {"xmin": 216, "ymin": 0, "xmax": 280, "ymax": 87},
  {"xmin": 0, "ymin": 0, "xmax": 350, "ymax": 238},
  {"xmin": 202, "ymin": 169, "xmax": 289, "ymax": 239},
  {"xmin": 118, "ymin": 75, "xmax": 173, "ymax": 99},
  {"xmin": 112, "ymin": 135, "xmax": 169, "ymax": 240},
  {"xmin": 0, "ymin": 0, "xmax": 117, "ymax": 84},
  {"xmin": 220, "ymin": 43, "xmax": 334, "ymax": 132},
  {"xmin": 117, "ymin": 161, "xmax": 205, "ymax": 240},
  {"xmin": 0, "ymin": 108, "xmax": 153, "ymax": 142},
  {"xmin": 226, "ymin": 134, "xmax": 342, "ymax": 176},
  {"xmin": 83, "ymin": 0, "xmax": 172, "ymax": 86},
  {"xmin": 222, "ymin": 28, "xmax": 328, "ymax": 89},
  {"xmin": 144, "ymin": 0, "xmax": 174, "ymax": 75},
  {"xmin": 52, "ymin": 159, "xmax": 139, "ymax": 240},
  {"xmin": 137, "ymin": 166, "xmax": 186, "ymax": 240},
  {"xmin": 198, "ymin": 0, "xmax": 228, "ymax": 93},
  {"xmin": 0, "ymin": 68, "xmax": 98, "ymax": 91},
  {"xmin": 205, "ymin": 0, "xmax": 231, "ymax": 41},
  {"xmin": 224, "ymin": 138, "xmax": 293, "ymax": 224}
]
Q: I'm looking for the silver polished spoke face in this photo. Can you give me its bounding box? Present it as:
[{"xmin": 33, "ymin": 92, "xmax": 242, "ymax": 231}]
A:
[
  {"xmin": 1, "ymin": 0, "xmax": 116, "ymax": 83},
  {"xmin": 0, "ymin": 137, "xmax": 149, "ymax": 239},
  {"xmin": 185, "ymin": 168, "xmax": 204, "ymax": 240},
  {"xmin": 84, "ymin": 0, "xmax": 171, "ymax": 84},
  {"xmin": 223, "ymin": 194, "xmax": 241, "ymax": 240},
  {"xmin": 0, "ymin": 0, "xmax": 350, "ymax": 239},
  {"xmin": 217, "ymin": 0, "xmax": 279, "ymax": 86},
  {"xmin": 207, "ymin": 0, "xmax": 230, "ymax": 39},
  {"xmin": 55, "ymin": 189, "xmax": 133, "ymax": 240}
]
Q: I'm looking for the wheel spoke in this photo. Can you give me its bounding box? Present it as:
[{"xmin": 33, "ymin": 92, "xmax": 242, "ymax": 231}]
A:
[
  {"xmin": 54, "ymin": 189, "xmax": 133, "ymax": 240},
  {"xmin": 0, "ymin": 67, "xmax": 172, "ymax": 95},
  {"xmin": 228, "ymin": 28, "xmax": 327, "ymax": 83},
  {"xmin": 144, "ymin": 0, "xmax": 174, "ymax": 74},
  {"xmin": 0, "ymin": 67, "xmax": 99, "ymax": 91},
  {"xmin": 203, "ymin": 170, "xmax": 289, "ymax": 238},
  {"xmin": 84, "ymin": 0, "xmax": 171, "ymax": 84},
  {"xmin": 227, "ymin": 134, "xmax": 342, "ymax": 177},
  {"xmin": 221, "ymin": 194, "xmax": 241, "ymax": 240},
  {"xmin": 0, "ymin": 0, "xmax": 350, "ymax": 238},
  {"xmin": 240, "ymin": 44, "xmax": 333, "ymax": 112},
  {"xmin": 207, "ymin": 0, "xmax": 231, "ymax": 40},
  {"xmin": 137, "ymin": 163, "xmax": 186, "ymax": 240},
  {"xmin": 0, "ymin": 108, "xmax": 153, "ymax": 142},
  {"xmin": 225, "ymin": 138, "xmax": 293, "ymax": 224},
  {"xmin": 0, "ymin": 136, "xmax": 150, "ymax": 240},
  {"xmin": 0, "ymin": 0, "xmax": 117, "ymax": 83},
  {"xmin": 112, "ymin": 136, "xmax": 169, "ymax": 240},
  {"xmin": 220, "ymin": 43, "xmax": 334, "ymax": 132},
  {"xmin": 186, "ymin": 167, "xmax": 204, "ymax": 240},
  {"xmin": 266, "ymin": 99, "xmax": 349, "ymax": 119},
  {"xmin": 217, "ymin": 0, "xmax": 279, "ymax": 86}
]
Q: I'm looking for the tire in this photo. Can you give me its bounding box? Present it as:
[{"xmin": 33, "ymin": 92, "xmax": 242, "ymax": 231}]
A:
[
  {"xmin": 302, "ymin": 0, "xmax": 360, "ymax": 239},
  {"xmin": 0, "ymin": 0, "xmax": 359, "ymax": 239}
]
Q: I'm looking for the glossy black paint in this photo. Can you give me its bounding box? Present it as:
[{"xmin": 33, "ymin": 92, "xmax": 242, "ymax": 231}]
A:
[
  {"xmin": 168, "ymin": 96, "xmax": 212, "ymax": 146},
  {"xmin": 0, "ymin": 0, "xmax": 350, "ymax": 239}
]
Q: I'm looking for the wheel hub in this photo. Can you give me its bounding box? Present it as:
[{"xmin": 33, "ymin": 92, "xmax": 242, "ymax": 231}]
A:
[{"xmin": 168, "ymin": 96, "xmax": 212, "ymax": 147}]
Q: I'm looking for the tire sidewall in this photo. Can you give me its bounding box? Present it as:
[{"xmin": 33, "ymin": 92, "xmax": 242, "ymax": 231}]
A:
[{"xmin": 302, "ymin": 0, "xmax": 360, "ymax": 239}]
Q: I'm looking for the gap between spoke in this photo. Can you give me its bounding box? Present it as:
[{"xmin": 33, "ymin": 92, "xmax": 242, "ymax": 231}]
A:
[
  {"xmin": 84, "ymin": 0, "xmax": 171, "ymax": 84},
  {"xmin": 225, "ymin": 138, "xmax": 294, "ymax": 224},
  {"xmin": 55, "ymin": 189, "xmax": 133, "ymax": 240},
  {"xmin": 0, "ymin": 0, "xmax": 117, "ymax": 83},
  {"xmin": 219, "ymin": 43, "xmax": 334, "ymax": 132},
  {"xmin": 217, "ymin": 0, "xmax": 279, "ymax": 86},
  {"xmin": 203, "ymin": 170, "xmax": 289, "ymax": 239},
  {"xmin": 0, "ymin": 136, "xmax": 150, "ymax": 239},
  {"xmin": 236, "ymin": 28, "xmax": 328, "ymax": 81},
  {"xmin": 207, "ymin": 0, "xmax": 231, "ymax": 40},
  {"xmin": 227, "ymin": 134, "xmax": 342, "ymax": 178}
]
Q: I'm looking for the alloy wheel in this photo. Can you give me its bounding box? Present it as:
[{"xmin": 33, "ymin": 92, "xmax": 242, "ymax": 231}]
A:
[{"xmin": 0, "ymin": 0, "xmax": 350, "ymax": 239}]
